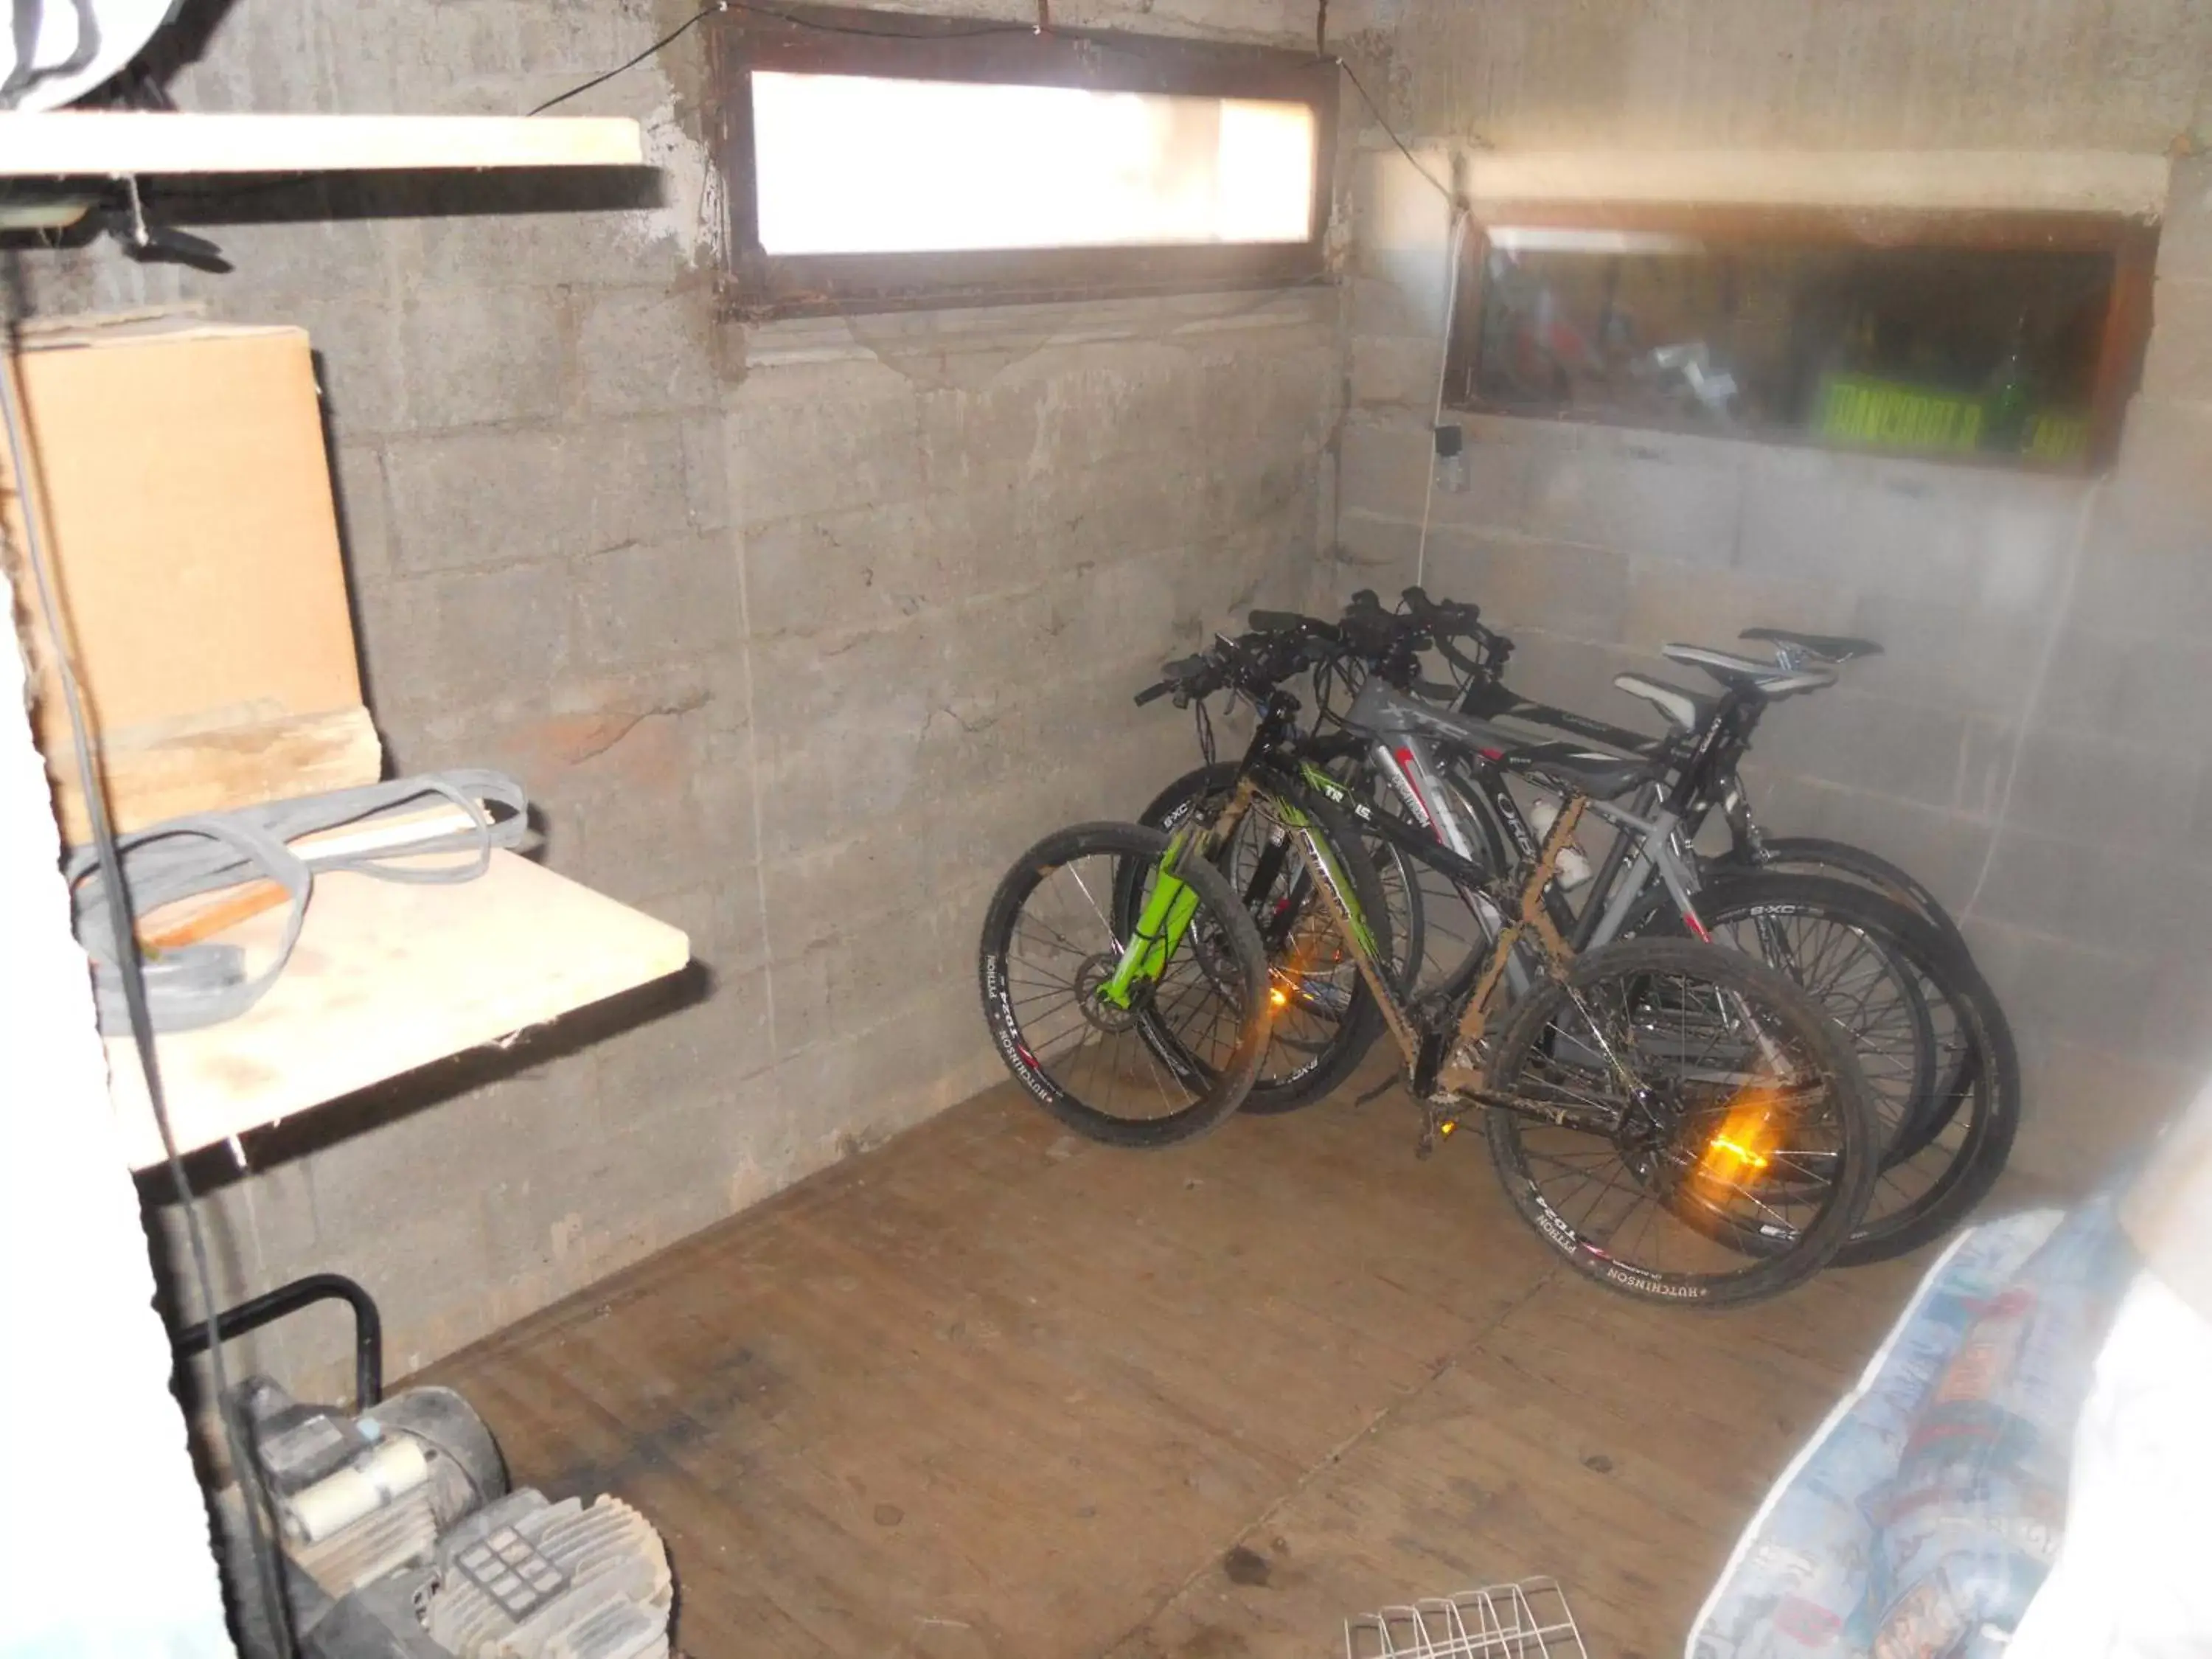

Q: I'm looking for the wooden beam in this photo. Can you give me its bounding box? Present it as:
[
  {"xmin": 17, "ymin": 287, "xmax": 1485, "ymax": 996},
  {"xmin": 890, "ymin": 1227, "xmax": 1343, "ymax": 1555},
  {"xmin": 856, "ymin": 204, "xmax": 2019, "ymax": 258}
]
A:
[{"xmin": 0, "ymin": 112, "xmax": 645, "ymax": 176}]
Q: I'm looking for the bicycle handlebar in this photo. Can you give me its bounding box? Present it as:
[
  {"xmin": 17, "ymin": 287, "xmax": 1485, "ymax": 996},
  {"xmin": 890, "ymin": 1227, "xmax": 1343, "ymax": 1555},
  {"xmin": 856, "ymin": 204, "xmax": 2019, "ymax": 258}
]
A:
[
  {"xmin": 1130, "ymin": 633, "xmax": 1322, "ymax": 709},
  {"xmin": 1397, "ymin": 585, "xmax": 1506, "ymax": 680},
  {"xmin": 1248, "ymin": 609, "xmax": 1328, "ymax": 637},
  {"xmin": 1131, "ymin": 588, "xmax": 1513, "ymax": 710}
]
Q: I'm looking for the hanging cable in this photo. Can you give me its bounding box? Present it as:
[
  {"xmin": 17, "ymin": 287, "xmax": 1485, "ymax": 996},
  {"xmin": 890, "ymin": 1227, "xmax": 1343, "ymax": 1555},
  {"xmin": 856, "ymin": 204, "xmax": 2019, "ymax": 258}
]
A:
[
  {"xmin": 1, "ymin": 293, "xmax": 297, "ymax": 1655},
  {"xmin": 529, "ymin": 2, "xmax": 727, "ymax": 114},
  {"xmin": 1333, "ymin": 59, "xmax": 1453, "ymax": 204},
  {"xmin": 527, "ymin": 0, "xmax": 1040, "ymax": 114},
  {"xmin": 526, "ymin": 0, "xmax": 1463, "ymax": 224},
  {"xmin": 1414, "ymin": 204, "xmax": 1470, "ymax": 588}
]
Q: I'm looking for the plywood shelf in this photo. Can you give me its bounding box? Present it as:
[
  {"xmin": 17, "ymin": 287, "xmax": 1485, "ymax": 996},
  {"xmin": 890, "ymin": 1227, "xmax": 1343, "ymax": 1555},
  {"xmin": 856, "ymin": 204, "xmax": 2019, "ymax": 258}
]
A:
[
  {"xmin": 0, "ymin": 112, "xmax": 644, "ymax": 177},
  {"xmin": 104, "ymin": 850, "xmax": 689, "ymax": 1171}
]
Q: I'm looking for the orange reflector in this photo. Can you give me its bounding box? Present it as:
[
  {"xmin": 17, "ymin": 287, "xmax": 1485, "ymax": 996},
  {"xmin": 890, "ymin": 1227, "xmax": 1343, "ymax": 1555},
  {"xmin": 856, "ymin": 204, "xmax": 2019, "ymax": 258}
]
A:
[
  {"xmin": 1697, "ymin": 1088, "xmax": 1783, "ymax": 1187},
  {"xmin": 1706, "ymin": 1133, "xmax": 1769, "ymax": 1171}
]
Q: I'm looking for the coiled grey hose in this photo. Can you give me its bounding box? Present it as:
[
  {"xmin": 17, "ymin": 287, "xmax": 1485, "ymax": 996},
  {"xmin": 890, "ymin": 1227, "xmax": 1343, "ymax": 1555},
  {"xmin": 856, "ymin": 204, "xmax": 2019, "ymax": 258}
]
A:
[{"xmin": 65, "ymin": 769, "xmax": 530, "ymax": 1033}]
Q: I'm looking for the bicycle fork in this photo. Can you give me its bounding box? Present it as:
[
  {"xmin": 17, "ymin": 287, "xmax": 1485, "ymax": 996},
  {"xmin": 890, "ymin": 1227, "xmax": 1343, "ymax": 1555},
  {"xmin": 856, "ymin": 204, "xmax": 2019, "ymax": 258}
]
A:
[{"xmin": 1096, "ymin": 823, "xmax": 1208, "ymax": 1009}]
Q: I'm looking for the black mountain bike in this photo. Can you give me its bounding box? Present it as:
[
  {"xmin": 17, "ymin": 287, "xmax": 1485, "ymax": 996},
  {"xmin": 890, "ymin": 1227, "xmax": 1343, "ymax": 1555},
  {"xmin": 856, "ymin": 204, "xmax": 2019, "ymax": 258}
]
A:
[
  {"xmin": 981, "ymin": 633, "xmax": 1881, "ymax": 1307},
  {"xmin": 1134, "ymin": 596, "xmax": 2016, "ymax": 1265}
]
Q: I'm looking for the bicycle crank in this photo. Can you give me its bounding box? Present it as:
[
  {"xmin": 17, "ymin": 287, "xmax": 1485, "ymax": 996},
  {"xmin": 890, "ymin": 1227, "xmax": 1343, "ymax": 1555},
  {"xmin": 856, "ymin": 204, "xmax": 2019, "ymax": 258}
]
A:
[{"xmin": 1415, "ymin": 1097, "xmax": 1465, "ymax": 1161}]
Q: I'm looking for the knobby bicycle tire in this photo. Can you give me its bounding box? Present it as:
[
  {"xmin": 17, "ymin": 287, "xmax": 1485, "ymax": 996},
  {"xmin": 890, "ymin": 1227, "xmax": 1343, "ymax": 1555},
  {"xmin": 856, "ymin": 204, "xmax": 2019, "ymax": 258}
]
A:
[
  {"xmin": 978, "ymin": 822, "xmax": 1269, "ymax": 1147},
  {"xmin": 1482, "ymin": 938, "xmax": 1879, "ymax": 1307},
  {"xmin": 1722, "ymin": 835, "xmax": 1971, "ymax": 955},
  {"xmin": 1655, "ymin": 874, "xmax": 2018, "ymax": 1266}
]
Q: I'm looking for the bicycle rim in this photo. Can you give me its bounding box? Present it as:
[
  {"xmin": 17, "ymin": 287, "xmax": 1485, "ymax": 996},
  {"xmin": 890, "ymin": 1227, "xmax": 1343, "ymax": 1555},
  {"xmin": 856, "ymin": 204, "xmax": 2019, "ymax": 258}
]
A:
[
  {"xmin": 1692, "ymin": 875, "xmax": 2015, "ymax": 1265},
  {"xmin": 980, "ymin": 823, "xmax": 1266, "ymax": 1147},
  {"xmin": 1484, "ymin": 939, "xmax": 1874, "ymax": 1305}
]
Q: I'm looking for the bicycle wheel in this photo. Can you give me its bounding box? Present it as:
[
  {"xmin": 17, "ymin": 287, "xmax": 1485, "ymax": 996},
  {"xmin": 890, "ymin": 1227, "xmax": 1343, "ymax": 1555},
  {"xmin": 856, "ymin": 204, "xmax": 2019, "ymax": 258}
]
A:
[
  {"xmin": 1682, "ymin": 876, "xmax": 2019, "ymax": 1266},
  {"xmin": 1133, "ymin": 765, "xmax": 1397, "ymax": 1113},
  {"xmin": 1482, "ymin": 938, "xmax": 1877, "ymax": 1306},
  {"xmin": 1724, "ymin": 835, "xmax": 1969, "ymax": 956},
  {"xmin": 979, "ymin": 822, "xmax": 1268, "ymax": 1147}
]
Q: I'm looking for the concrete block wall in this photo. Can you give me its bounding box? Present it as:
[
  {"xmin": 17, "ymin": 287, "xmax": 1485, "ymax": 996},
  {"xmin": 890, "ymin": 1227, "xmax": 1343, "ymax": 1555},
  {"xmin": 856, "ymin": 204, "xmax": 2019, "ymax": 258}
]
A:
[
  {"xmin": 1326, "ymin": 0, "xmax": 2212, "ymax": 150},
  {"xmin": 26, "ymin": 0, "xmax": 1339, "ymax": 1397},
  {"xmin": 1332, "ymin": 1, "xmax": 2212, "ymax": 1188}
]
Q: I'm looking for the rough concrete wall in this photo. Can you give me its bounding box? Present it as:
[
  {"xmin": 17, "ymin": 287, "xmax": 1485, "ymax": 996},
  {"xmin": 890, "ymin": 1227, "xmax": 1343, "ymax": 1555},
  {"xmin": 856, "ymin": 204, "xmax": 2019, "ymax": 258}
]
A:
[
  {"xmin": 1334, "ymin": 3, "xmax": 2212, "ymax": 1187},
  {"xmin": 1331, "ymin": 0, "xmax": 2212, "ymax": 150},
  {"xmin": 25, "ymin": 0, "xmax": 1338, "ymax": 1397}
]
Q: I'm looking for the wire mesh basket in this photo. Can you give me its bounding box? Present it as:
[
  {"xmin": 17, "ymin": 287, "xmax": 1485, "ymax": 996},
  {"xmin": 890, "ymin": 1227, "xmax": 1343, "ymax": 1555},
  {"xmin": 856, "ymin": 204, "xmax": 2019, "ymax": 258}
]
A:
[{"xmin": 1345, "ymin": 1578, "xmax": 1588, "ymax": 1659}]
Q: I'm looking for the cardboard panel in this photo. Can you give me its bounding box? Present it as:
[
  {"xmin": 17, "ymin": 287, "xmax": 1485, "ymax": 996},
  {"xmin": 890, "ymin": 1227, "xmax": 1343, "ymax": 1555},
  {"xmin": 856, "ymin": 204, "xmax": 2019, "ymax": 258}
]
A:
[{"xmin": 2, "ymin": 316, "xmax": 379, "ymax": 837}]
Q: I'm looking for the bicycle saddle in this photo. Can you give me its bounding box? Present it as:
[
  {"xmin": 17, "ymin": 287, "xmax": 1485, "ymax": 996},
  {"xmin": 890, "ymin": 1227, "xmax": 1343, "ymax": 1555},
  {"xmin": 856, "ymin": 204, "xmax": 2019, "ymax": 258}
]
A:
[
  {"xmin": 1661, "ymin": 644, "xmax": 1838, "ymax": 698},
  {"xmin": 1740, "ymin": 627, "xmax": 1883, "ymax": 664},
  {"xmin": 1612, "ymin": 672, "xmax": 1714, "ymax": 735}
]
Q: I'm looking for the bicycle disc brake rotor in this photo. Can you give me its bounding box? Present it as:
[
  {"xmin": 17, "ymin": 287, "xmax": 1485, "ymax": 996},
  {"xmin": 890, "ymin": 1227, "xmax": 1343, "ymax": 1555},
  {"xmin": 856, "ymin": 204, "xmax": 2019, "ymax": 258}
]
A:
[{"xmin": 1074, "ymin": 952, "xmax": 1143, "ymax": 1034}]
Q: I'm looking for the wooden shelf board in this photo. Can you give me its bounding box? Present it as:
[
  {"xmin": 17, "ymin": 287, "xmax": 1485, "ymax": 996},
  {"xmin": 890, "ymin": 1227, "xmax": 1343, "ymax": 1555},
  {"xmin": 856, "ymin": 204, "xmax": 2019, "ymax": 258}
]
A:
[
  {"xmin": 0, "ymin": 112, "xmax": 644, "ymax": 177},
  {"xmin": 104, "ymin": 849, "xmax": 689, "ymax": 1170}
]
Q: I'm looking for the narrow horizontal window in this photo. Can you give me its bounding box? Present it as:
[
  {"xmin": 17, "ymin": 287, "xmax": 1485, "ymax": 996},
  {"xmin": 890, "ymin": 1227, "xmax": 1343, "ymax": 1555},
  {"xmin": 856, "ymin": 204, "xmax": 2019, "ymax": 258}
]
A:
[
  {"xmin": 751, "ymin": 73, "xmax": 1316, "ymax": 255},
  {"xmin": 1445, "ymin": 206, "xmax": 2157, "ymax": 473},
  {"xmin": 706, "ymin": 4, "xmax": 1338, "ymax": 318}
]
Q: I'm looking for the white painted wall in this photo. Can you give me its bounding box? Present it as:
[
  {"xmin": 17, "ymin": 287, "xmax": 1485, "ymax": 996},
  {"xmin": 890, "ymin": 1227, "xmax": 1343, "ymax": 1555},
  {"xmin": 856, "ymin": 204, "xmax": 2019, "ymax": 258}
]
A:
[{"xmin": 0, "ymin": 560, "xmax": 235, "ymax": 1654}]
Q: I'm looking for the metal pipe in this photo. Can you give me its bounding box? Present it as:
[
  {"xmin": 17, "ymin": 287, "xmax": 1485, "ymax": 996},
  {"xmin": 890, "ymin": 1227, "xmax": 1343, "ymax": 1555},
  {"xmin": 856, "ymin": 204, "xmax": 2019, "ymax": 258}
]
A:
[{"xmin": 175, "ymin": 1273, "xmax": 384, "ymax": 1412}]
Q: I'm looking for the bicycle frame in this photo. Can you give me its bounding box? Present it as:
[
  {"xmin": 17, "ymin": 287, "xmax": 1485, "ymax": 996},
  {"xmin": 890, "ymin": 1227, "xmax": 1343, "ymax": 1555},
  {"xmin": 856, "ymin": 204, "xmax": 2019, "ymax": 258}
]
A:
[
  {"xmin": 1194, "ymin": 694, "xmax": 1618, "ymax": 1124},
  {"xmin": 1439, "ymin": 760, "xmax": 1713, "ymax": 955},
  {"xmin": 1457, "ymin": 669, "xmax": 1797, "ymax": 871}
]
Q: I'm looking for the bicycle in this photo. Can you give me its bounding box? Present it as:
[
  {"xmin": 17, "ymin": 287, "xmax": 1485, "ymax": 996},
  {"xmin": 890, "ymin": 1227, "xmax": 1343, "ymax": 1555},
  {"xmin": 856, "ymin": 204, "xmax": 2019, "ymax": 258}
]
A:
[
  {"xmin": 979, "ymin": 637, "xmax": 1881, "ymax": 1306},
  {"xmin": 1135, "ymin": 596, "xmax": 2016, "ymax": 1265}
]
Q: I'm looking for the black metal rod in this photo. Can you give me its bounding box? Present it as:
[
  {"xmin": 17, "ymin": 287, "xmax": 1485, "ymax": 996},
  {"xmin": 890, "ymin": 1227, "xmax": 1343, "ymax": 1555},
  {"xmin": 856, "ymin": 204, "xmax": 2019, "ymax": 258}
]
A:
[{"xmin": 174, "ymin": 1273, "xmax": 383, "ymax": 1412}]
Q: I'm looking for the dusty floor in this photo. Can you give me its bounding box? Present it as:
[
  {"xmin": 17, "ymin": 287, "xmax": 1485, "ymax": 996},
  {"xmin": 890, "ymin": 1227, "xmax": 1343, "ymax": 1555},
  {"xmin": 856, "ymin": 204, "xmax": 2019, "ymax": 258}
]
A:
[{"xmin": 425, "ymin": 1068, "xmax": 1935, "ymax": 1658}]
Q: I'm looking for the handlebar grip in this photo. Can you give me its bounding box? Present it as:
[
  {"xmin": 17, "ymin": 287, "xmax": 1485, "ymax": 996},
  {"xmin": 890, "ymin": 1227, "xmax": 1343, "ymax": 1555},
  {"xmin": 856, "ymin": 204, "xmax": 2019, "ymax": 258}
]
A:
[
  {"xmin": 1248, "ymin": 609, "xmax": 1313, "ymax": 635},
  {"xmin": 1133, "ymin": 681, "xmax": 1174, "ymax": 707}
]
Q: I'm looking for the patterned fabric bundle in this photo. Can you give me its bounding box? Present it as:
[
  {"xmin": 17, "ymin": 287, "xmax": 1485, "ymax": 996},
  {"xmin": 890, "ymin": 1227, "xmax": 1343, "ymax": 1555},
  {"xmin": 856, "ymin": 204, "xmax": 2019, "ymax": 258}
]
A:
[{"xmin": 1688, "ymin": 1203, "xmax": 2132, "ymax": 1659}]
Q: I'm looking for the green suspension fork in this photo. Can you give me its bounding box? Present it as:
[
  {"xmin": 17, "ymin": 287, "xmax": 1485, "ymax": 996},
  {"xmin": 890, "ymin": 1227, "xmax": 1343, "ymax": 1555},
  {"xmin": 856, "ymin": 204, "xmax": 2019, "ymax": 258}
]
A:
[{"xmin": 1099, "ymin": 824, "xmax": 1206, "ymax": 1008}]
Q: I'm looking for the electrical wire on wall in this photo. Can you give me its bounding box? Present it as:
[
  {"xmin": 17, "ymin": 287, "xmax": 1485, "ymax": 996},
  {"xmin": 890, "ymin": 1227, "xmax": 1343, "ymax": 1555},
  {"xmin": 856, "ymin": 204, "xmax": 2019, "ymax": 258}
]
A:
[
  {"xmin": 1416, "ymin": 204, "xmax": 1470, "ymax": 588},
  {"xmin": 526, "ymin": 0, "xmax": 1464, "ymax": 222},
  {"xmin": 0, "ymin": 274, "xmax": 298, "ymax": 1657}
]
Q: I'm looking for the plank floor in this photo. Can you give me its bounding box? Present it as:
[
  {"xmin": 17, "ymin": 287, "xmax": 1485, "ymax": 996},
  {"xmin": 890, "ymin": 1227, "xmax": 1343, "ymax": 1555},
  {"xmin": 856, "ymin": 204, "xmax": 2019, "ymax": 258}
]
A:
[{"xmin": 424, "ymin": 1068, "xmax": 1933, "ymax": 1659}]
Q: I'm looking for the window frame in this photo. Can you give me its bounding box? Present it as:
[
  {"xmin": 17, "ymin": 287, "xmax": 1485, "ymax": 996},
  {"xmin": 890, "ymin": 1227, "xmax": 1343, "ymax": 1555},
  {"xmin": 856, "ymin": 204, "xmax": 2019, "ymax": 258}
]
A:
[
  {"xmin": 1441, "ymin": 201, "xmax": 2159, "ymax": 473},
  {"xmin": 703, "ymin": 3, "xmax": 1340, "ymax": 319}
]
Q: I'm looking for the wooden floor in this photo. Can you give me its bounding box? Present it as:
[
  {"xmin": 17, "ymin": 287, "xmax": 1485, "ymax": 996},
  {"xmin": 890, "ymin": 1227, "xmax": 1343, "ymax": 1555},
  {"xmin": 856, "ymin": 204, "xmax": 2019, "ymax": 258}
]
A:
[{"xmin": 425, "ymin": 1067, "xmax": 1932, "ymax": 1659}]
